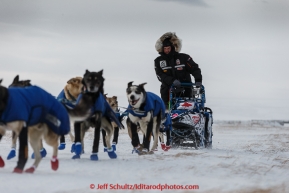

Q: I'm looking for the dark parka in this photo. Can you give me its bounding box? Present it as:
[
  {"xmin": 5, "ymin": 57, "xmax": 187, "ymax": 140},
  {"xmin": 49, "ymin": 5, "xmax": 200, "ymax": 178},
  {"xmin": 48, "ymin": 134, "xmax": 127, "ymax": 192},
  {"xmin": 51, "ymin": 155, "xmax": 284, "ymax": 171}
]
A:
[{"xmin": 154, "ymin": 32, "xmax": 202, "ymax": 105}]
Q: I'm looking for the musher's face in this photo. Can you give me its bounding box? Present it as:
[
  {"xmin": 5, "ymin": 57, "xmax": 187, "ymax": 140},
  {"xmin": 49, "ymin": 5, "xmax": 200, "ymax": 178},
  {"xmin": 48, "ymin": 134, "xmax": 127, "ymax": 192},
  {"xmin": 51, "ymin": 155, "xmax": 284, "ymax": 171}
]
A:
[{"xmin": 163, "ymin": 46, "xmax": 171, "ymax": 54}]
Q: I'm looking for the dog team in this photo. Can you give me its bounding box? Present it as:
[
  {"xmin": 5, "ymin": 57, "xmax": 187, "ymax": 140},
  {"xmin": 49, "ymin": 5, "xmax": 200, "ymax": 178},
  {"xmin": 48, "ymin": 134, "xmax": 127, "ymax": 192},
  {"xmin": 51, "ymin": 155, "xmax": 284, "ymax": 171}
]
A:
[{"xmin": 0, "ymin": 68, "xmax": 169, "ymax": 174}]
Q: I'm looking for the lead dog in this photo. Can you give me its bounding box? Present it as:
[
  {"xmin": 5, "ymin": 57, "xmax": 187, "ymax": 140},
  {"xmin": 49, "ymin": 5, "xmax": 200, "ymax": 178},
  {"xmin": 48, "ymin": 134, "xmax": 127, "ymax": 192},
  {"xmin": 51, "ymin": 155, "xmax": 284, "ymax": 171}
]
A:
[
  {"xmin": 57, "ymin": 76, "xmax": 83, "ymax": 150},
  {"xmin": 126, "ymin": 82, "xmax": 165, "ymax": 155},
  {"xmin": 72, "ymin": 70, "xmax": 123, "ymax": 160}
]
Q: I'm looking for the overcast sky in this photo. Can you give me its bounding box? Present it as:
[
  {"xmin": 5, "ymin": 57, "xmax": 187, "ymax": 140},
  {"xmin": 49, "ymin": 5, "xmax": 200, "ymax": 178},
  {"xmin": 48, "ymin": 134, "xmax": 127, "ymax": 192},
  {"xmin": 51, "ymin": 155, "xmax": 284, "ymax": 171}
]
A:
[{"xmin": 1, "ymin": 0, "xmax": 288, "ymax": 120}]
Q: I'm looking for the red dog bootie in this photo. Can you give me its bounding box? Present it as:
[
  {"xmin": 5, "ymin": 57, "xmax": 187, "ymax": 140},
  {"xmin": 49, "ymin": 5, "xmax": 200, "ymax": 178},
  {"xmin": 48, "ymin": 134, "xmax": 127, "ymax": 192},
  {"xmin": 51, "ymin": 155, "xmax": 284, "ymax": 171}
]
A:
[
  {"xmin": 164, "ymin": 145, "xmax": 171, "ymax": 151},
  {"xmin": 13, "ymin": 167, "xmax": 23, "ymax": 174},
  {"xmin": 51, "ymin": 157, "xmax": 59, "ymax": 171},
  {"xmin": 161, "ymin": 143, "xmax": 166, "ymax": 151},
  {"xmin": 25, "ymin": 166, "xmax": 36, "ymax": 173},
  {"xmin": 0, "ymin": 156, "xmax": 5, "ymax": 167}
]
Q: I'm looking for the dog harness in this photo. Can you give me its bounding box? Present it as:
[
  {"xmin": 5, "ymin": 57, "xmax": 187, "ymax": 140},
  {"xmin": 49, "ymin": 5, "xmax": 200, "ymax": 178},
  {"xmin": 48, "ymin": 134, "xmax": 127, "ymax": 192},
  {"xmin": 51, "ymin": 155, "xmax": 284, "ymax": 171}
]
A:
[
  {"xmin": 0, "ymin": 86, "xmax": 70, "ymax": 135},
  {"xmin": 56, "ymin": 89, "xmax": 77, "ymax": 108},
  {"xmin": 127, "ymin": 92, "xmax": 165, "ymax": 119},
  {"xmin": 76, "ymin": 93, "xmax": 123, "ymax": 129}
]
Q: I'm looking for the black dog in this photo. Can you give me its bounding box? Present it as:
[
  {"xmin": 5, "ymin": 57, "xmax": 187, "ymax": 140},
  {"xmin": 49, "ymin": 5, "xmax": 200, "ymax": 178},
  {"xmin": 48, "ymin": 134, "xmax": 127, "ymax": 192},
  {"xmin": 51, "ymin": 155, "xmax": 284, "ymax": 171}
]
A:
[{"xmin": 72, "ymin": 70, "xmax": 123, "ymax": 161}]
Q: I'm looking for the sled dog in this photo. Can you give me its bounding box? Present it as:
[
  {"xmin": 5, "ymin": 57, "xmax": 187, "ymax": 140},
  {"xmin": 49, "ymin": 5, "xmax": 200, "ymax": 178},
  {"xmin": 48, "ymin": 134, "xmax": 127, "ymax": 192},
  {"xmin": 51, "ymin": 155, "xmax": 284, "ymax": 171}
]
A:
[
  {"xmin": 0, "ymin": 79, "xmax": 91, "ymax": 173},
  {"xmin": 72, "ymin": 70, "xmax": 123, "ymax": 160},
  {"xmin": 57, "ymin": 76, "xmax": 84, "ymax": 150},
  {"xmin": 126, "ymin": 81, "xmax": 165, "ymax": 155},
  {"xmin": 7, "ymin": 75, "xmax": 35, "ymax": 160},
  {"xmin": 101, "ymin": 95, "xmax": 122, "ymax": 151}
]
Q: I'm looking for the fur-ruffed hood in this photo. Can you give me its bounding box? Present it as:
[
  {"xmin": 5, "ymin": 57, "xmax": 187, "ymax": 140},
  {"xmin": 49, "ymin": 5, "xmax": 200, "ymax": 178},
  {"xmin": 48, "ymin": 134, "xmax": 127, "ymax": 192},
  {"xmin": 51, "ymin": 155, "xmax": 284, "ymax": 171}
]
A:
[{"xmin": 155, "ymin": 32, "xmax": 182, "ymax": 53}]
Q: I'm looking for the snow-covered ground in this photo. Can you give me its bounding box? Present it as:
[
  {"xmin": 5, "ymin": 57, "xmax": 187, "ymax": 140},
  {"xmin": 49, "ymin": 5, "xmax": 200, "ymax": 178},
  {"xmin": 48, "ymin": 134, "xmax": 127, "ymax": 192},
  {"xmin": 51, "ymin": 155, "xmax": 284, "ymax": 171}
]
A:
[{"xmin": 1, "ymin": 121, "xmax": 289, "ymax": 193}]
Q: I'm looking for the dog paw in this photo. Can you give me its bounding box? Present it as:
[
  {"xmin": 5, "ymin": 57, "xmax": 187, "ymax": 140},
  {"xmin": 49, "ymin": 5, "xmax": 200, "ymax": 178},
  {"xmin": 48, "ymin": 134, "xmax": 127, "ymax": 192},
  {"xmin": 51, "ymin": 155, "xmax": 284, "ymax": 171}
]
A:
[
  {"xmin": 24, "ymin": 166, "xmax": 35, "ymax": 173},
  {"xmin": 51, "ymin": 158, "xmax": 59, "ymax": 171},
  {"xmin": 90, "ymin": 154, "xmax": 99, "ymax": 161},
  {"xmin": 148, "ymin": 151, "xmax": 155, "ymax": 155},
  {"xmin": 13, "ymin": 167, "xmax": 23, "ymax": 174},
  {"xmin": 107, "ymin": 149, "xmax": 117, "ymax": 159},
  {"xmin": 138, "ymin": 148, "xmax": 149, "ymax": 155},
  {"xmin": 152, "ymin": 147, "xmax": 158, "ymax": 151},
  {"xmin": 58, "ymin": 143, "xmax": 66, "ymax": 150},
  {"xmin": 0, "ymin": 156, "xmax": 4, "ymax": 167},
  {"xmin": 7, "ymin": 149, "xmax": 16, "ymax": 160}
]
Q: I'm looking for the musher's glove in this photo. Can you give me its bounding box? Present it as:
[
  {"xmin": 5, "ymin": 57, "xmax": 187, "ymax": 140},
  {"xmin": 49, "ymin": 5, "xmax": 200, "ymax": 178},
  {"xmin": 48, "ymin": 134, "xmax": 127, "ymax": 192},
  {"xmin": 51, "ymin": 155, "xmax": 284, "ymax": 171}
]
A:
[
  {"xmin": 173, "ymin": 80, "xmax": 181, "ymax": 87},
  {"xmin": 195, "ymin": 82, "xmax": 202, "ymax": 88}
]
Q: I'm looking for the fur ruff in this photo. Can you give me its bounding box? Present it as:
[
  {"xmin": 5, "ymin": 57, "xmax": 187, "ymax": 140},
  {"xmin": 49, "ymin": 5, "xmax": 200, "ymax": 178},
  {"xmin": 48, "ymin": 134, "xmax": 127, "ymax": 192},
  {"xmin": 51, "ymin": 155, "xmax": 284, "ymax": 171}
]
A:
[{"xmin": 155, "ymin": 32, "xmax": 182, "ymax": 53}]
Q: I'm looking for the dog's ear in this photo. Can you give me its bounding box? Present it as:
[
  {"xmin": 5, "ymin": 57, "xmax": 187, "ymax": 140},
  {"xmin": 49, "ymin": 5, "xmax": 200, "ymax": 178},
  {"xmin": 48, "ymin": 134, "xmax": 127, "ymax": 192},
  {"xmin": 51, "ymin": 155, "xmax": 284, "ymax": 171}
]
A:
[
  {"xmin": 139, "ymin": 83, "xmax": 147, "ymax": 88},
  {"xmin": 128, "ymin": 81, "xmax": 133, "ymax": 88},
  {"xmin": 75, "ymin": 77, "xmax": 82, "ymax": 84},
  {"xmin": 104, "ymin": 93, "xmax": 108, "ymax": 99},
  {"xmin": 97, "ymin": 69, "xmax": 103, "ymax": 76},
  {"xmin": 67, "ymin": 78, "xmax": 74, "ymax": 84},
  {"xmin": 0, "ymin": 79, "xmax": 2, "ymax": 85},
  {"xmin": 112, "ymin": 96, "xmax": 117, "ymax": 100},
  {"xmin": 85, "ymin": 69, "xmax": 90, "ymax": 75},
  {"xmin": 24, "ymin": 80, "xmax": 31, "ymax": 86},
  {"xmin": 12, "ymin": 75, "xmax": 19, "ymax": 83}
]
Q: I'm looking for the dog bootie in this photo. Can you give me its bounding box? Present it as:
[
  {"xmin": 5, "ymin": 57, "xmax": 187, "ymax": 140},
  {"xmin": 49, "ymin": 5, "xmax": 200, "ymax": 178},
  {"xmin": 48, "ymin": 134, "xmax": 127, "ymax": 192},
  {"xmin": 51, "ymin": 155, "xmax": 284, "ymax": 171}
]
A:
[
  {"xmin": 31, "ymin": 148, "xmax": 47, "ymax": 159},
  {"xmin": 104, "ymin": 147, "xmax": 107, "ymax": 152},
  {"xmin": 0, "ymin": 156, "xmax": 5, "ymax": 167},
  {"xmin": 51, "ymin": 156, "xmax": 59, "ymax": 171},
  {"xmin": 71, "ymin": 143, "xmax": 75, "ymax": 153},
  {"xmin": 25, "ymin": 166, "xmax": 36, "ymax": 173},
  {"xmin": 40, "ymin": 148, "xmax": 47, "ymax": 157},
  {"xmin": 107, "ymin": 148, "xmax": 117, "ymax": 159},
  {"xmin": 131, "ymin": 145, "xmax": 142, "ymax": 154},
  {"xmin": 13, "ymin": 167, "xmax": 23, "ymax": 174},
  {"xmin": 161, "ymin": 143, "xmax": 166, "ymax": 151},
  {"xmin": 112, "ymin": 143, "xmax": 116, "ymax": 151},
  {"xmin": 7, "ymin": 148, "xmax": 16, "ymax": 160},
  {"xmin": 90, "ymin": 153, "xmax": 99, "ymax": 161},
  {"xmin": 58, "ymin": 143, "xmax": 66, "ymax": 150},
  {"xmin": 164, "ymin": 145, "xmax": 171, "ymax": 151},
  {"xmin": 72, "ymin": 143, "xmax": 82, "ymax": 159}
]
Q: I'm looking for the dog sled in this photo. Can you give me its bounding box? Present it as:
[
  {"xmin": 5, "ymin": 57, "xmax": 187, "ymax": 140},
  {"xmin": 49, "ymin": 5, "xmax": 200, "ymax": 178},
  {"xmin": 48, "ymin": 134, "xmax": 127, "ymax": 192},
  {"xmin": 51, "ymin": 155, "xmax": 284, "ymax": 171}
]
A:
[{"xmin": 162, "ymin": 83, "xmax": 213, "ymax": 149}]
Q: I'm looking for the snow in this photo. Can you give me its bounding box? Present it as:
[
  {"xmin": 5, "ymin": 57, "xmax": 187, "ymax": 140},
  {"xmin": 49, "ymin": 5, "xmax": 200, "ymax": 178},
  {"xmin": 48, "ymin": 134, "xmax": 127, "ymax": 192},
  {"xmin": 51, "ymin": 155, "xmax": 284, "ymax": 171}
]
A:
[{"xmin": 1, "ymin": 120, "xmax": 289, "ymax": 193}]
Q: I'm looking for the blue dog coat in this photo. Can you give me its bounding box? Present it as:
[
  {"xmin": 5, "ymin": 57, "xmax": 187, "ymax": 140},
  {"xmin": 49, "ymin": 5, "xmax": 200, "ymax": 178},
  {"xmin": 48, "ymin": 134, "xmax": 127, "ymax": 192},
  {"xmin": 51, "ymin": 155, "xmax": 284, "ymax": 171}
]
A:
[
  {"xmin": 56, "ymin": 89, "xmax": 77, "ymax": 109},
  {"xmin": 0, "ymin": 86, "xmax": 70, "ymax": 135},
  {"xmin": 127, "ymin": 92, "xmax": 165, "ymax": 119}
]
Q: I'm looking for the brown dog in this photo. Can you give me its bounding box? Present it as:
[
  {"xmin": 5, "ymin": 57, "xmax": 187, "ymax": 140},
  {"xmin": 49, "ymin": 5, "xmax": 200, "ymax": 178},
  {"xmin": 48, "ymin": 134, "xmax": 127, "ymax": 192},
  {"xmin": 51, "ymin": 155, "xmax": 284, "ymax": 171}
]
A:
[
  {"xmin": 58, "ymin": 77, "xmax": 83, "ymax": 150},
  {"xmin": 102, "ymin": 95, "xmax": 121, "ymax": 151},
  {"xmin": 64, "ymin": 77, "xmax": 83, "ymax": 101}
]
